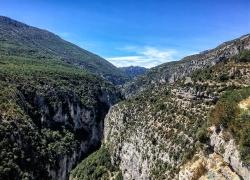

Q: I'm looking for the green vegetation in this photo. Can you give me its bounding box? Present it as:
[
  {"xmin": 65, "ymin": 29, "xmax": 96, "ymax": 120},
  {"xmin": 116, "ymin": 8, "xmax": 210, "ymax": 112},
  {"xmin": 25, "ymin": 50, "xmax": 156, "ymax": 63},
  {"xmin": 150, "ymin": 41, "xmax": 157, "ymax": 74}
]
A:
[
  {"xmin": 0, "ymin": 79, "xmax": 80, "ymax": 178},
  {"xmin": 236, "ymin": 50, "xmax": 250, "ymax": 62},
  {"xmin": 70, "ymin": 146, "xmax": 122, "ymax": 180},
  {"xmin": 191, "ymin": 68, "xmax": 213, "ymax": 81},
  {"xmin": 0, "ymin": 16, "xmax": 129, "ymax": 84},
  {"xmin": 0, "ymin": 55, "xmax": 117, "ymax": 107},
  {"xmin": 209, "ymin": 87, "xmax": 250, "ymax": 164},
  {"xmin": 0, "ymin": 83, "xmax": 47, "ymax": 179},
  {"xmin": 0, "ymin": 16, "xmax": 125, "ymax": 179},
  {"xmin": 0, "ymin": 50, "xmax": 120, "ymax": 178},
  {"xmin": 196, "ymin": 125, "xmax": 209, "ymax": 143}
]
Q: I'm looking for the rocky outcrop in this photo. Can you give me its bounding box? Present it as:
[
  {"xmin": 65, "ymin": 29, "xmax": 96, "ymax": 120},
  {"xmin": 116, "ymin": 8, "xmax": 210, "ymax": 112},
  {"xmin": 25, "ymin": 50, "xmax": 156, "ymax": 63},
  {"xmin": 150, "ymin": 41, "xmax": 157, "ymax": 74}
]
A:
[
  {"xmin": 210, "ymin": 126, "xmax": 250, "ymax": 180},
  {"xmin": 179, "ymin": 152, "xmax": 241, "ymax": 180},
  {"xmin": 179, "ymin": 126, "xmax": 250, "ymax": 180},
  {"xmin": 47, "ymin": 143, "xmax": 87, "ymax": 180}
]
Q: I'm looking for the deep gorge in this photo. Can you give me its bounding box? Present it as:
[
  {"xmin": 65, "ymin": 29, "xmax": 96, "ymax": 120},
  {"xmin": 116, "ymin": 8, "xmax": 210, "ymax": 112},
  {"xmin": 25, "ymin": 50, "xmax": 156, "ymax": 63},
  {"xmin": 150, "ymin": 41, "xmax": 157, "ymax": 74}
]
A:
[
  {"xmin": 20, "ymin": 86, "xmax": 122, "ymax": 179},
  {"xmin": 1, "ymin": 16, "xmax": 250, "ymax": 180}
]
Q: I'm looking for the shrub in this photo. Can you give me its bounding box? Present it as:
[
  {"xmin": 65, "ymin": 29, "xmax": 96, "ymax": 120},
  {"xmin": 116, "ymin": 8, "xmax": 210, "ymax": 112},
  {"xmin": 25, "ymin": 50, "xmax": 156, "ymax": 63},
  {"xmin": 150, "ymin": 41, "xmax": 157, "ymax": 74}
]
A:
[
  {"xmin": 210, "ymin": 101, "xmax": 239, "ymax": 127},
  {"xmin": 196, "ymin": 127, "xmax": 209, "ymax": 143},
  {"xmin": 237, "ymin": 50, "xmax": 250, "ymax": 62},
  {"xmin": 218, "ymin": 74, "xmax": 229, "ymax": 82}
]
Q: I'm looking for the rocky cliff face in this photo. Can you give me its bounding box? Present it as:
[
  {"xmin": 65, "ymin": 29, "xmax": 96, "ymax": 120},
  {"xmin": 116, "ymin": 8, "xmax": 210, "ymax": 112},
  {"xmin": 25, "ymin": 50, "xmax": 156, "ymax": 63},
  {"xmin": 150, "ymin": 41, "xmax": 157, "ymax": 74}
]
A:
[
  {"xmin": 179, "ymin": 126, "xmax": 250, "ymax": 180},
  {"xmin": 210, "ymin": 126, "xmax": 250, "ymax": 179},
  {"xmin": 179, "ymin": 152, "xmax": 241, "ymax": 180},
  {"xmin": 23, "ymin": 89, "xmax": 119, "ymax": 179},
  {"xmin": 104, "ymin": 85, "xmax": 212, "ymax": 179},
  {"xmin": 0, "ymin": 82, "xmax": 121, "ymax": 180},
  {"xmin": 104, "ymin": 104, "xmax": 152, "ymax": 179},
  {"xmin": 103, "ymin": 38, "xmax": 250, "ymax": 179}
]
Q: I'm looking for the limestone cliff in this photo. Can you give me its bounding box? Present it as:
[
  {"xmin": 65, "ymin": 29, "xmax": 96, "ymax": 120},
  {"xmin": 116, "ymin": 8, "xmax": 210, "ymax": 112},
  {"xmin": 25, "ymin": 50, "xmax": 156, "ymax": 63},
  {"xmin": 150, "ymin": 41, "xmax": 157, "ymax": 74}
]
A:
[
  {"xmin": 103, "ymin": 41, "xmax": 250, "ymax": 179},
  {"xmin": 210, "ymin": 126, "xmax": 250, "ymax": 179},
  {"xmin": 179, "ymin": 152, "xmax": 241, "ymax": 180},
  {"xmin": 179, "ymin": 126, "xmax": 250, "ymax": 180}
]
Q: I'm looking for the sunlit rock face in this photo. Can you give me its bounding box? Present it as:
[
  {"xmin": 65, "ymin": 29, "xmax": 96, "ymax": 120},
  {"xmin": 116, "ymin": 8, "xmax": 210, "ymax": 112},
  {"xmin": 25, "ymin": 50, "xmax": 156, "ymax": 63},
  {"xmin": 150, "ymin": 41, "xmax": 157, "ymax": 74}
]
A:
[
  {"xmin": 179, "ymin": 126, "xmax": 250, "ymax": 180},
  {"xmin": 179, "ymin": 152, "xmax": 241, "ymax": 180},
  {"xmin": 210, "ymin": 126, "xmax": 250, "ymax": 180}
]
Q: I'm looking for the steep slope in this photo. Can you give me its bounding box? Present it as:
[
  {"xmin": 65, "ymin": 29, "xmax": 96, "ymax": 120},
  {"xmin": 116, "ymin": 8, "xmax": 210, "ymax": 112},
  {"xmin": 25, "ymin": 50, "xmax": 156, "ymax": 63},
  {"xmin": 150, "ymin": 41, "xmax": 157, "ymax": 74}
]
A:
[
  {"xmin": 103, "ymin": 50, "xmax": 250, "ymax": 179},
  {"xmin": 119, "ymin": 66, "xmax": 147, "ymax": 79},
  {"xmin": 123, "ymin": 34, "xmax": 250, "ymax": 97},
  {"xmin": 0, "ymin": 17, "xmax": 126, "ymax": 179},
  {"xmin": 0, "ymin": 16, "xmax": 128, "ymax": 84},
  {"xmin": 70, "ymin": 39, "xmax": 250, "ymax": 179},
  {"xmin": 0, "ymin": 53, "xmax": 122, "ymax": 179},
  {"xmin": 180, "ymin": 86, "xmax": 250, "ymax": 180},
  {"xmin": 70, "ymin": 146, "xmax": 123, "ymax": 180},
  {"xmin": 71, "ymin": 36, "xmax": 250, "ymax": 180}
]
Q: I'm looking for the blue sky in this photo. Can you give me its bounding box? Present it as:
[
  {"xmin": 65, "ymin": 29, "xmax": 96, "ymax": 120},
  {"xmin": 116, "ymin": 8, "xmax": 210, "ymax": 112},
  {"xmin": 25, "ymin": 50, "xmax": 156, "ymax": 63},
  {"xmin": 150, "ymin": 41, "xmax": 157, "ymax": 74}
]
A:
[{"xmin": 0, "ymin": 0, "xmax": 250, "ymax": 68}]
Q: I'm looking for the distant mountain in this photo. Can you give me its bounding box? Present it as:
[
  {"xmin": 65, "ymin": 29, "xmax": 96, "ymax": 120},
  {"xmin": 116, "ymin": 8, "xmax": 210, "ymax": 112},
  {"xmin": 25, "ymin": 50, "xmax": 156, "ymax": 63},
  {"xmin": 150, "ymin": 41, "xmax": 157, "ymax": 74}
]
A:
[
  {"xmin": 0, "ymin": 16, "xmax": 128, "ymax": 84},
  {"xmin": 123, "ymin": 34, "xmax": 250, "ymax": 97},
  {"xmin": 119, "ymin": 66, "xmax": 148, "ymax": 79}
]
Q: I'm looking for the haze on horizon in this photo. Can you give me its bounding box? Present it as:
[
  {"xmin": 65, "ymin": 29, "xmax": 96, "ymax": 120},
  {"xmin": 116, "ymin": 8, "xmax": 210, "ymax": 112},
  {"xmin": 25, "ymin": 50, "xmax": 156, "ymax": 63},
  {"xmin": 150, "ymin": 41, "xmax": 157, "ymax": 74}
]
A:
[{"xmin": 1, "ymin": 0, "xmax": 250, "ymax": 68}]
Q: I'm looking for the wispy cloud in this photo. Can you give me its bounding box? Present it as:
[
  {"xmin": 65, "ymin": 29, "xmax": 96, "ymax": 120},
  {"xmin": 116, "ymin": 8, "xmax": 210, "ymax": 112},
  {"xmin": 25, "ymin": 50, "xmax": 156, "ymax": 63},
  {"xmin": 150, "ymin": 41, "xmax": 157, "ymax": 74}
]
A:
[
  {"xmin": 58, "ymin": 32, "xmax": 71, "ymax": 38},
  {"xmin": 106, "ymin": 46, "xmax": 178, "ymax": 68}
]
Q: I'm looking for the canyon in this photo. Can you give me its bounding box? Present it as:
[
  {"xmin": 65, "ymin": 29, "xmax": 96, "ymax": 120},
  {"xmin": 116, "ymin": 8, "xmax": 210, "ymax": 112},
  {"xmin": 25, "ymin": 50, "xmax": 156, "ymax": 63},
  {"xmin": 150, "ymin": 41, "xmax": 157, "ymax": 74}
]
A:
[{"xmin": 0, "ymin": 16, "xmax": 250, "ymax": 180}]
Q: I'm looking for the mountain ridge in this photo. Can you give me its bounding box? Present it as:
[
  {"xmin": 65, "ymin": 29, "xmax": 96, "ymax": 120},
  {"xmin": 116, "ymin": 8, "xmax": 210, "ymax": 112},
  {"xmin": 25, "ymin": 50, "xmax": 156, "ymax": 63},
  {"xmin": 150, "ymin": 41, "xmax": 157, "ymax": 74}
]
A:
[
  {"xmin": 0, "ymin": 16, "xmax": 125, "ymax": 179},
  {"xmin": 122, "ymin": 34, "xmax": 250, "ymax": 97},
  {"xmin": 119, "ymin": 66, "xmax": 147, "ymax": 79},
  {"xmin": 0, "ymin": 16, "xmax": 129, "ymax": 85}
]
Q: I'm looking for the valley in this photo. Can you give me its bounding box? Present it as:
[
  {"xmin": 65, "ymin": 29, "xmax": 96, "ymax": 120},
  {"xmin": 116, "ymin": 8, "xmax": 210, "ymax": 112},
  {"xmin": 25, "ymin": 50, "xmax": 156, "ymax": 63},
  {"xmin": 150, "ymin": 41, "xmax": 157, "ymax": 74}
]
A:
[
  {"xmin": 71, "ymin": 36, "xmax": 250, "ymax": 179},
  {"xmin": 0, "ymin": 16, "xmax": 250, "ymax": 180}
]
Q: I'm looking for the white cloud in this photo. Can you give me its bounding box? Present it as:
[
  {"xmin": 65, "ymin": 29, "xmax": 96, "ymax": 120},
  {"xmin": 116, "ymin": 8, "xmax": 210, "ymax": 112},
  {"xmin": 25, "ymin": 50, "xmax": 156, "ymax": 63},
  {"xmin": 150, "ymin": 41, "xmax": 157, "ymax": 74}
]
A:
[
  {"xmin": 58, "ymin": 32, "xmax": 71, "ymax": 39},
  {"xmin": 106, "ymin": 46, "xmax": 177, "ymax": 68}
]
